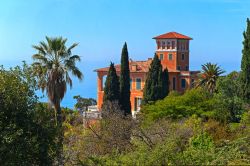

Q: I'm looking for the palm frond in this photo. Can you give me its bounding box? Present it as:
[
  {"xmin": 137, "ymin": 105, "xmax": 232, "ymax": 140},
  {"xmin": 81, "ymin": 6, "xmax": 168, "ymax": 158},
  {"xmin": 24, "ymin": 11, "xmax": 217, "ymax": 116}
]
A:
[
  {"xmin": 32, "ymin": 45, "xmax": 46, "ymax": 55},
  {"xmin": 31, "ymin": 36, "xmax": 83, "ymax": 107},
  {"xmin": 67, "ymin": 43, "xmax": 79, "ymax": 55},
  {"xmin": 196, "ymin": 62, "xmax": 225, "ymax": 93},
  {"xmin": 69, "ymin": 55, "xmax": 81, "ymax": 62},
  {"xmin": 70, "ymin": 66, "xmax": 83, "ymax": 80},
  {"xmin": 66, "ymin": 72, "xmax": 73, "ymax": 89},
  {"xmin": 32, "ymin": 54, "xmax": 48, "ymax": 63}
]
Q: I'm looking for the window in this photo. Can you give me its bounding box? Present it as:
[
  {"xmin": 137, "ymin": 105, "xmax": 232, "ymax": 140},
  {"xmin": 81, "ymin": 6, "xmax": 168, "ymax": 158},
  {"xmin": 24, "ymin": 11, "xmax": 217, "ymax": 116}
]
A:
[
  {"xmin": 177, "ymin": 66, "xmax": 181, "ymax": 70},
  {"xmin": 162, "ymin": 41, "xmax": 165, "ymax": 49},
  {"xmin": 172, "ymin": 41, "xmax": 175, "ymax": 49},
  {"xmin": 159, "ymin": 54, "xmax": 164, "ymax": 60},
  {"xmin": 135, "ymin": 97, "xmax": 142, "ymax": 111},
  {"xmin": 173, "ymin": 77, "xmax": 176, "ymax": 90},
  {"xmin": 168, "ymin": 54, "xmax": 173, "ymax": 60},
  {"xmin": 167, "ymin": 42, "xmax": 170, "ymax": 49},
  {"xmin": 181, "ymin": 43, "xmax": 184, "ymax": 50},
  {"xmin": 102, "ymin": 75, "xmax": 107, "ymax": 90},
  {"xmin": 136, "ymin": 78, "xmax": 141, "ymax": 90},
  {"xmin": 130, "ymin": 78, "xmax": 132, "ymax": 90},
  {"xmin": 185, "ymin": 66, "xmax": 189, "ymax": 71},
  {"xmin": 157, "ymin": 41, "xmax": 160, "ymax": 49},
  {"xmin": 181, "ymin": 79, "xmax": 186, "ymax": 89},
  {"xmin": 181, "ymin": 53, "xmax": 185, "ymax": 60}
]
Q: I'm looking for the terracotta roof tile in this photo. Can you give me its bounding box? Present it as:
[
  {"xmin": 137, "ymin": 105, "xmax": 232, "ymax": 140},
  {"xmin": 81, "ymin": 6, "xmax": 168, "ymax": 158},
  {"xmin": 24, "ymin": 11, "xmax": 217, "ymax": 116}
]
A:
[
  {"xmin": 94, "ymin": 59, "xmax": 180, "ymax": 73},
  {"xmin": 153, "ymin": 32, "xmax": 192, "ymax": 40}
]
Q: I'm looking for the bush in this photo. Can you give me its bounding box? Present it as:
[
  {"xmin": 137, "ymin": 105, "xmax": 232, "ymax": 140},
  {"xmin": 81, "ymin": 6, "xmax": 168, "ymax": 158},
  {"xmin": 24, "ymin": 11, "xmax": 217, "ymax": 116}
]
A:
[
  {"xmin": 0, "ymin": 65, "xmax": 58, "ymax": 165},
  {"xmin": 141, "ymin": 88, "xmax": 217, "ymax": 122}
]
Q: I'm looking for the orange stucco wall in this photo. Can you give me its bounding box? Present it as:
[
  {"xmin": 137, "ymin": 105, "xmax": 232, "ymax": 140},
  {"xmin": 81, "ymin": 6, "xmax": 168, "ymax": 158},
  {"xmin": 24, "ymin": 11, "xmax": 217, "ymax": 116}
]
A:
[
  {"xmin": 156, "ymin": 51, "xmax": 177, "ymax": 70},
  {"xmin": 97, "ymin": 71, "xmax": 146, "ymax": 113}
]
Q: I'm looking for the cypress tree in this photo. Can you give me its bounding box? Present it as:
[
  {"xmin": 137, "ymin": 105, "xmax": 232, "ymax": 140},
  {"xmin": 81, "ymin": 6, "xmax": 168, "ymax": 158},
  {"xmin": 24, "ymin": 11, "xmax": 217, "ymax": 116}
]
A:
[
  {"xmin": 119, "ymin": 42, "xmax": 131, "ymax": 115},
  {"xmin": 143, "ymin": 54, "xmax": 169, "ymax": 104},
  {"xmin": 161, "ymin": 68, "xmax": 169, "ymax": 99},
  {"xmin": 240, "ymin": 18, "xmax": 250, "ymax": 101},
  {"xmin": 103, "ymin": 62, "xmax": 120, "ymax": 103}
]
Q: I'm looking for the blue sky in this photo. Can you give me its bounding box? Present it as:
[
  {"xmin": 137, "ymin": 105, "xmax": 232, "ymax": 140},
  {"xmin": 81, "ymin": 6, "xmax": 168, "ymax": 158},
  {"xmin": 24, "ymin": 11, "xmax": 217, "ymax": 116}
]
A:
[{"xmin": 0, "ymin": 0, "xmax": 250, "ymax": 108}]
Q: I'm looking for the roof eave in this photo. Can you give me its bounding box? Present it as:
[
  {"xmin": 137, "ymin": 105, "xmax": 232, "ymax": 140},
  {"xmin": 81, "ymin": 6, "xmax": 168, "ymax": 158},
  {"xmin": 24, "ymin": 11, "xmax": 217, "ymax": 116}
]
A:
[{"xmin": 152, "ymin": 37, "xmax": 193, "ymax": 40}]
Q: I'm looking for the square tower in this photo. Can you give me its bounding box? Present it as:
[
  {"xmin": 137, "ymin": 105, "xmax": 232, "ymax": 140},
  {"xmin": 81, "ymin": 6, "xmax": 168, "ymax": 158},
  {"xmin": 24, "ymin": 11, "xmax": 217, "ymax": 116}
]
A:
[{"xmin": 153, "ymin": 32, "xmax": 192, "ymax": 71}]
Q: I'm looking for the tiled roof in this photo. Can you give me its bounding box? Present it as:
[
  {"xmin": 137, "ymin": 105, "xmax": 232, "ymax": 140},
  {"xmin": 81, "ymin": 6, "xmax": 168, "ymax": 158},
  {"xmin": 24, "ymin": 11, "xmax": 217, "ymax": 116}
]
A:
[
  {"xmin": 153, "ymin": 32, "xmax": 192, "ymax": 40},
  {"xmin": 94, "ymin": 59, "xmax": 180, "ymax": 73}
]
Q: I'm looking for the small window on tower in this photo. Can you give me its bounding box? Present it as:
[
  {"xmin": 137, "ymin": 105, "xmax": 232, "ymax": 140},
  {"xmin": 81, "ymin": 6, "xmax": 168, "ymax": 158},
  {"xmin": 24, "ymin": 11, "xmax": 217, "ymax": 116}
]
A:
[
  {"xmin": 167, "ymin": 42, "xmax": 170, "ymax": 49},
  {"xmin": 162, "ymin": 41, "xmax": 165, "ymax": 49},
  {"xmin": 168, "ymin": 54, "xmax": 173, "ymax": 60},
  {"xmin": 182, "ymin": 53, "xmax": 185, "ymax": 60},
  {"xmin": 177, "ymin": 66, "xmax": 181, "ymax": 70},
  {"xmin": 172, "ymin": 41, "xmax": 175, "ymax": 49},
  {"xmin": 185, "ymin": 66, "xmax": 189, "ymax": 71},
  {"xmin": 159, "ymin": 54, "xmax": 164, "ymax": 60}
]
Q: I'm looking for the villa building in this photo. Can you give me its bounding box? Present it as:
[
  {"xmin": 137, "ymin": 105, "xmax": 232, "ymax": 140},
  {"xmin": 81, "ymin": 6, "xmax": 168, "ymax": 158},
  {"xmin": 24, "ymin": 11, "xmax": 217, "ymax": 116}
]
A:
[{"xmin": 95, "ymin": 32, "xmax": 199, "ymax": 116}]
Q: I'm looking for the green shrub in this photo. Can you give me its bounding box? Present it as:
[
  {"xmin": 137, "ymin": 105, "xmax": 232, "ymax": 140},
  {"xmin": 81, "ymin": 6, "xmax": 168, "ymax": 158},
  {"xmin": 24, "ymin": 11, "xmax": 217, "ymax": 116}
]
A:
[{"xmin": 141, "ymin": 88, "xmax": 216, "ymax": 122}]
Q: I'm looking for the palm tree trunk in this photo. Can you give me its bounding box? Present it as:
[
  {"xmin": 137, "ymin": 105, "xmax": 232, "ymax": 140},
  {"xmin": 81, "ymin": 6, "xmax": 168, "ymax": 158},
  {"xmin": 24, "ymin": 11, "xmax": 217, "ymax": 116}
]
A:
[{"xmin": 55, "ymin": 103, "xmax": 64, "ymax": 166}]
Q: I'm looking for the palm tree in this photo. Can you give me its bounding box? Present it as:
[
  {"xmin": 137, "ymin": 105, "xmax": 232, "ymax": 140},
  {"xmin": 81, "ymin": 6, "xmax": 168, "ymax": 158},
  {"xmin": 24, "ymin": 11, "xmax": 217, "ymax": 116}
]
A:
[
  {"xmin": 195, "ymin": 62, "xmax": 224, "ymax": 94},
  {"xmin": 32, "ymin": 36, "xmax": 83, "ymax": 165}
]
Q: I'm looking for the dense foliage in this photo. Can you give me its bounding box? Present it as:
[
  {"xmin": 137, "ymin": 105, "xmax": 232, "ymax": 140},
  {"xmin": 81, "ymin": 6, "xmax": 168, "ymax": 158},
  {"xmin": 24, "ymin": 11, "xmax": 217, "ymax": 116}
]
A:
[
  {"xmin": 103, "ymin": 63, "xmax": 120, "ymax": 104},
  {"xmin": 142, "ymin": 88, "xmax": 216, "ymax": 122},
  {"xmin": 143, "ymin": 54, "xmax": 169, "ymax": 104},
  {"xmin": 0, "ymin": 64, "xmax": 57, "ymax": 165},
  {"xmin": 119, "ymin": 42, "xmax": 131, "ymax": 115},
  {"xmin": 216, "ymin": 71, "xmax": 245, "ymax": 122},
  {"xmin": 64, "ymin": 109, "xmax": 250, "ymax": 165}
]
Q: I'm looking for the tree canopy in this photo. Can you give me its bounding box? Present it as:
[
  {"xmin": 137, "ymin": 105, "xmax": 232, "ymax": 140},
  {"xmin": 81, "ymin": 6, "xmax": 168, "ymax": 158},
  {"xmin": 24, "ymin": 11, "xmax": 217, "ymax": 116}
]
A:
[
  {"xmin": 143, "ymin": 54, "xmax": 169, "ymax": 104},
  {"xmin": 103, "ymin": 62, "xmax": 120, "ymax": 104}
]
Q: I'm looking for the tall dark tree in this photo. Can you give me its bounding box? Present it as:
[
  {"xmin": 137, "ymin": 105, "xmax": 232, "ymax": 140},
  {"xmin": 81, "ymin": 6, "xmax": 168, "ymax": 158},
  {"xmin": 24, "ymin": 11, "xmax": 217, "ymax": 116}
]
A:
[
  {"xmin": 240, "ymin": 18, "xmax": 250, "ymax": 101},
  {"xmin": 103, "ymin": 62, "xmax": 120, "ymax": 104},
  {"xmin": 161, "ymin": 68, "xmax": 169, "ymax": 99},
  {"xmin": 143, "ymin": 54, "xmax": 169, "ymax": 104},
  {"xmin": 119, "ymin": 42, "xmax": 131, "ymax": 115}
]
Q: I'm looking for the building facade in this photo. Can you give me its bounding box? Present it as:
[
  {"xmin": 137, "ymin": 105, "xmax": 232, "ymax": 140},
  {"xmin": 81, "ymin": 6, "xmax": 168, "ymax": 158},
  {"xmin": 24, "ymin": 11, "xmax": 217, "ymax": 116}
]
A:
[{"xmin": 95, "ymin": 32, "xmax": 199, "ymax": 116}]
